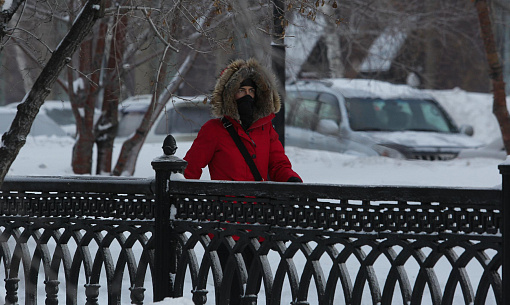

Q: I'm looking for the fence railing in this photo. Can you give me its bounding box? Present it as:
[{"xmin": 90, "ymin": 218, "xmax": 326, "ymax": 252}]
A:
[
  {"xmin": 152, "ymin": 153, "xmax": 505, "ymax": 305},
  {"xmin": 0, "ymin": 175, "xmax": 156, "ymax": 305},
  {"xmin": 0, "ymin": 152, "xmax": 506, "ymax": 305}
]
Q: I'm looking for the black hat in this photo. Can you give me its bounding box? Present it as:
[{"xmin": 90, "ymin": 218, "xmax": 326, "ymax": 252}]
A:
[{"xmin": 240, "ymin": 78, "xmax": 256, "ymax": 88}]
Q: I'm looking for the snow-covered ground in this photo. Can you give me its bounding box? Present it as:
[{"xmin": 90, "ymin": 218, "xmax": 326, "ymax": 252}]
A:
[
  {"xmin": 7, "ymin": 86, "xmax": 506, "ymax": 189},
  {"xmin": 4, "ymin": 86, "xmax": 507, "ymax": 304},
  {"xmin": 9, "ymin": 135, "xmax": 503, "ymax": 188}
]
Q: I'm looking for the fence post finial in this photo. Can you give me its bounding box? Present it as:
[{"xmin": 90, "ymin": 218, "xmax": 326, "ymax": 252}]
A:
[{"xmin": 152, "ymin": 135, "xmax": 188, "ymax": 301}]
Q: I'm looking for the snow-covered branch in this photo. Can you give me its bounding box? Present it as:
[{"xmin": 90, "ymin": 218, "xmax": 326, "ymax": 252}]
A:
[
  {"xmin": 1, "ymin": 0, "xmax": 25, "ymax": 18},
  {"xmin": 0, "ymin": 0, "xmax": 105, "ymax": 186}
]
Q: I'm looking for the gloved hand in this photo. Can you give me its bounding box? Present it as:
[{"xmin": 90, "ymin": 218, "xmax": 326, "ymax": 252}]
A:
[{"xmin": 287, "ymin": 177, "xmax": 303, "ymax": 183}]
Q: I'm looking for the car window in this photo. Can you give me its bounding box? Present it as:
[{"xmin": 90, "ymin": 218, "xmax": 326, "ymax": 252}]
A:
[
  {"xmin": 381, "ymin": 100, "xmax": 412, "ymax": 130},
  {"xmin": 291, "ymin": 99, "xmax": 320, "ymax": 130},
  {"xmin": 346, "ymin": 98, "xmax": 457, "ymax": 132},
  {"xmin": 317, "ymin": 93, "xmax": 341, "ymax": 124},
  {"xmin": 155, "ymin": 104, "xmax": 211, "ymax": 135},
  {"xmin": 286, "ymin": 91, "xmax": 319, "ymax": 125},
  {"xmin": 387, "ymin": 99, "xmax": 456, "ymax": 132},
  {"xmin": 418, "ymin": 101, "xmax": 455, "ymax": 132},
  {"xmin": 346, "ymin": 98, "xmax": 384, "ymax": 131}
]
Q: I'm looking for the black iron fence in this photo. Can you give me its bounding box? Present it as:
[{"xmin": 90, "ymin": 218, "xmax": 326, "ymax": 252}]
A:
[
  {"xmin": 152, "ymin": 154, "xmax": 505, "ymax": 305},
  {"xmin": 0, "ymin": 176, "xmax": 156, "ymax": 305},
  {"xmin": 0, "ymin": 153, "xmax": 506, "ymax": 305}
]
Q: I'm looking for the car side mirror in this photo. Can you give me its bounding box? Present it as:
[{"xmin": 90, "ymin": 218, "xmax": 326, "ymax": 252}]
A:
[
  {"xmin": 316, "ymin": 119, "xmax": 339, "ymax": 135},
  {"xmin": 459, "ymin": 124, "xmax": 474, "ymax": 136}
]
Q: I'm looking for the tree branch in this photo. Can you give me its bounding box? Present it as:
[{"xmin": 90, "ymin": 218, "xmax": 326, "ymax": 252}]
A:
[
  {"xmin": 0, "ymin": 0, "xmax": 105, "ymax": 186},
  {"xmin": 0, "ymin": 0, "xmax": 26, "ymax": 47},
  {"xmin": 142, "ymin": 8, "xmax": 179, "ymax": 52}
]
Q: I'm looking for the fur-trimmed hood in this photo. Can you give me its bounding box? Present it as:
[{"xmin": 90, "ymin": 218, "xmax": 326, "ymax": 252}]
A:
[{"xmin": 211, "ymin": 58, "xmax": 281, "ymax": 122}]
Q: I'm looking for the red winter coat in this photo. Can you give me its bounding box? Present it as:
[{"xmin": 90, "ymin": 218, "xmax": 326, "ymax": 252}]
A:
[{"xmin": 184, "ymin": 115, "xmax": 301, "ymax": 182}]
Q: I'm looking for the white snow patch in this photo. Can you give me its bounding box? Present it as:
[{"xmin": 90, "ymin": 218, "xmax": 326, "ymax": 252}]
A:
[
  {"xmin": 2, "ymin": 0, "xmax": 13, "ymax": 11},
  {"xmin": 73, "ymin": 78, "xmax": 85, "ymax": 94}
]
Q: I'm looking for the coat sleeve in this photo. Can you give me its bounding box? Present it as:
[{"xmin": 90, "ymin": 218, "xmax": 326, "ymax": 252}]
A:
[
  {"xmin": 183, "ymin": 120, "xmax": 218, "ymax": 179},
  {"xmin": 267, "ymin": 125, "xmax": 302, "ymax": 182}
]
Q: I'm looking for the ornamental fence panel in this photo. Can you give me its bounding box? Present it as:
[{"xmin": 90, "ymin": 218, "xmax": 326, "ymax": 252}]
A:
[
  {"xmin": 0, "ymin": 176, "xmax": 156, "ymax": 305},
  {"xmin": 0, "ymin": 157, "xmax": 507, "ymax": 305},
  {"xmin": 151, "ymin": 155, "xmax": 508, "ymax": 305},
  {"xmin": 158, "ymin": 180, "xmax": 503, "ymax": 305}
]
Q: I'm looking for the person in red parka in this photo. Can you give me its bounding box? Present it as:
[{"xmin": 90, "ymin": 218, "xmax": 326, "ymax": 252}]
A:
[
  {"xmin": 184, "ymin": 58, "xmax": 301, "ymax": 304},
  {"xmin": 183, "ymin": 57, "xmax": 302, "ymax": 182}
]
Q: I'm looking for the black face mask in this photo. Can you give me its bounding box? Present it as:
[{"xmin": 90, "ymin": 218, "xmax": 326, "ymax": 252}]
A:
[{"xmin": 236, "ymin": 95, "xmax": 255, "ymax": 130}]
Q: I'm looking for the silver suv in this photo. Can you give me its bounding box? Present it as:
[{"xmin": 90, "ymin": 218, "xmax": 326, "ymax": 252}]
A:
[{"xmin": 285, "ymin": 79, "xmax": 482, "ymax": 160}]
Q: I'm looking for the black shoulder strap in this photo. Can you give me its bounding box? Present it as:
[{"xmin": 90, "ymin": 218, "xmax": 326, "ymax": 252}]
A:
[{"xmin": 221, "ymin": 117, "xmax": 263, "ymax": 181}]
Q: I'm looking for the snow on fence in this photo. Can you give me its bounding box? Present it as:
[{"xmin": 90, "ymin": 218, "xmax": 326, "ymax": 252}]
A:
[{"xmin": 0, "ymin": 154, "xmax": 506, "ymax": 305}]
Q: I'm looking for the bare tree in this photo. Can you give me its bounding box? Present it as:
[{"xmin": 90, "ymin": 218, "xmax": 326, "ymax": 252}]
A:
[
  {"xmin": 1, "ymin": 0, "xmax": 300, "ymax": 177},
  {"xmin": 8, "ymin": 0, "xmax": 232, "ymax": 175},
  {"xmin": 12, "ymin": 1, "xmax": 473, "ymax": 179},
  {"xmin": 110, "ymin": 1, "xmax": 223, "ymax": 176},
  {"xmin": 475, "ymin": 0, "xmax": 509, "ymax": 154},
  {"xmin": 0, "ymin": 0, "xmax": 104, "ymax": 186},
  {"xmin": 323, "ymin": 3, "xmax": 344, "ymax": 78},
  {"xmin": 110, "ymin": 0, "xmax": 337, "ymax": 176}
]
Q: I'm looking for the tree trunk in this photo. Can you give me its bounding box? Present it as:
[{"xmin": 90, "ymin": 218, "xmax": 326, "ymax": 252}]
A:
[
  {"xmin": 111, "ymin": 2, "xmax": 215, "ymax": 176},
  {"xmin": 475, "ymin": 0, "xmax": 509, "ymax": 154},
  {"xmin": 324, "ymin": 5, "xmax": 344, "ymax": 78},
  {"xmin": 0, "ymin": 0, "xmax": 104, "ymax": 186},
  {"xmin": 71, "ymin": 14, "xmax": 109, "ymax": 174},
  {"xmin": 71, "ymin": 135, "xmax": 95, "ymax": 174},
  {"xmin": 95, "ymin": 13, "xmax": 127, "ymax": 175},
  {"xmin": 112, "ymin": 52, "xmax": 198, "ymax": 176},
  {"xmin": 422, "ymin": 1, "xmax": 439, "ymax": 89}
]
